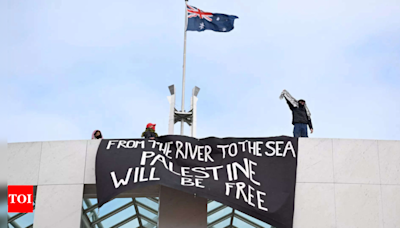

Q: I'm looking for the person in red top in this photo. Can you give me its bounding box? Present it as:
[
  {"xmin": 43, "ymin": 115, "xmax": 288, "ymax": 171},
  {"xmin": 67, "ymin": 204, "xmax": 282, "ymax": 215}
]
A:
[{"xmin": 141, "ymin": 123, "xmax": 158, "ymax": 139}]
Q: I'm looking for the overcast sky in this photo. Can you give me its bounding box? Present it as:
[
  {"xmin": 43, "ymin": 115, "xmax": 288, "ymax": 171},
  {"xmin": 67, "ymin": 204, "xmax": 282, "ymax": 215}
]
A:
[{"xmin": 3, "ymin": 0, "xmax": 400, "ymax": 143}]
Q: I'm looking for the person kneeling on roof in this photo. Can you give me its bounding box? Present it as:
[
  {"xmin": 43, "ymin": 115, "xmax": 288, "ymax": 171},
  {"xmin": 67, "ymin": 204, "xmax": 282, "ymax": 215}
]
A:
[
  {"xmin": 92, "ymin": 130, "xmax": 103, "ymax": 139},
  {"xmin": 141, "ymin": 123, "xmax": 158, "ymax": 139}
]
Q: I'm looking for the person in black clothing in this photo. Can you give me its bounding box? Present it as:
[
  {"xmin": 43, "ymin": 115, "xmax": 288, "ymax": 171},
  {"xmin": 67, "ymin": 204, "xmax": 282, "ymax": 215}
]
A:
[
  {"xmin": 141, "ymin": 123, "xmax": 158, "ymax": 139},
  {"xmin": 92, "ymin": 130, "xmax": 103, "ymax": 139},
  {"xmin": 280, "ymin": 90, "xmax": 313, "ymax": 137}
]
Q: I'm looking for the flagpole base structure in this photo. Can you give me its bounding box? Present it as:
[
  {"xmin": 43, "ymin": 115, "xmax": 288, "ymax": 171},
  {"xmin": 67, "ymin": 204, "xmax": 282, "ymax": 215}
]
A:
[
  {"xmin": 158, "ymin": 85, "xmax": 206, "ymax": 228},
  {"xmin": 167, "ymin": 85, "xmax": 200, "ymax": 137}
]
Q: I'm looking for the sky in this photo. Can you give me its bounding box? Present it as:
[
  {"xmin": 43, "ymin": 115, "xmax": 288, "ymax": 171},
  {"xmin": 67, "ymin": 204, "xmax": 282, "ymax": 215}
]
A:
[{"xmin": 3, "ymin": 0, "xmax": 400, "ymax": 143}]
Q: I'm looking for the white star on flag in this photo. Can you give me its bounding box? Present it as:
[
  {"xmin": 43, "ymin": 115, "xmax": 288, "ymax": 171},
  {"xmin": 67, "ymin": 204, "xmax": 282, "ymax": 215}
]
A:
[
  {"xmin": 217, "ymin": 17, "xmax": 220, "ymax": 21},
  {"xmin": 199, "ymin": 22, "xmax": 205, "ymax": 29},
  {"xmin": 222, "ymin": 28, "xmax": 227, "ymax": 31}
]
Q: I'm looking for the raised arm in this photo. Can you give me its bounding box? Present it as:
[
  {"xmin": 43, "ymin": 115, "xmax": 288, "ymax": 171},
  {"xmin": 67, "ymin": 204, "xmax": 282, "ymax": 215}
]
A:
[{"xmin": 284, "ymin": 97, "xmax": 295, "ymax": 110}]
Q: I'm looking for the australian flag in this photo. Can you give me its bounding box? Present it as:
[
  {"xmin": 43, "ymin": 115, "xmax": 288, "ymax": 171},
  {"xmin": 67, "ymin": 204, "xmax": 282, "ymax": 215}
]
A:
[{"xmin": 186, "ymin": 5, "xmax": 238, "ymax": 32}]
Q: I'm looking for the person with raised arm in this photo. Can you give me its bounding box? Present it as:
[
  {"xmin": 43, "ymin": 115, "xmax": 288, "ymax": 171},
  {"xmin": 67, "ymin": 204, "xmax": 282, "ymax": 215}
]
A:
[{"xmin": 280, "ymin": 90, "xmax": 313, "ymax": 137}]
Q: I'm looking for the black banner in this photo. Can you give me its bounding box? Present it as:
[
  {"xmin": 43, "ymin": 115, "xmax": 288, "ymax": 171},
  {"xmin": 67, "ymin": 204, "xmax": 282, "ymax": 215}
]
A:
[{"xmin": 96, "ymin": 135, "xmax": 298, "ymax": 228}]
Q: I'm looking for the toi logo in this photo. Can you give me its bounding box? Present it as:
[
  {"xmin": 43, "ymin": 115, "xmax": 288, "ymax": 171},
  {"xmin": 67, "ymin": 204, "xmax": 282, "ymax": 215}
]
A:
[{"xmin": 8, "ymin": 186, "xmax": 34, "ymax": 213}]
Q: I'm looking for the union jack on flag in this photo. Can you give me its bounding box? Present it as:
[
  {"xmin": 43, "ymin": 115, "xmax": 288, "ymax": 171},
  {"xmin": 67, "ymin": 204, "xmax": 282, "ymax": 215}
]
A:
[
  {"xmin": 187, "ymin": 5, "xmax": 213, "ymax": 22},
  {"xmin": 186, "ymin": 4, "xmax": 239, "ymax": 33}
]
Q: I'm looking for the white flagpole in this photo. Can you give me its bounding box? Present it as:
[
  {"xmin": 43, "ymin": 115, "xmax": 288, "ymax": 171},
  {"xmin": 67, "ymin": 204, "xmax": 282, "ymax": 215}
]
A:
[{"xmin": 181, "ymin": 0, "xmax": 188, "ymax": 135}]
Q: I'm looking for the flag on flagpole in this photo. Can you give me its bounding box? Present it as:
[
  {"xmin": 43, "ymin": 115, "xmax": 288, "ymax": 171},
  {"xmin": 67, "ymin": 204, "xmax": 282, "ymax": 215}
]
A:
[{"xmin": 186, "ymin": 5, "xmax": 238, "ymax": 32}]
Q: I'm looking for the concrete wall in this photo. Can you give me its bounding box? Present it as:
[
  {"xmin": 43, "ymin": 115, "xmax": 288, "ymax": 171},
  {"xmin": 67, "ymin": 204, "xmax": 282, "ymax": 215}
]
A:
[
  {"xmin": 7, "ymin": 138, "xmax": 400, "ymax": 228},
  {"xmin": 294, "ymin": 138, "xmax": 400, "ymax": 228}
]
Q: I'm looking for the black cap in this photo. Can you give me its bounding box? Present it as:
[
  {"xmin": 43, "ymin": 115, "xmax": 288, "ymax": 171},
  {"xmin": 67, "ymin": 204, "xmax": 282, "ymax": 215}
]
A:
[{"xmin": 298, "ymin": 99, "xmax": 305, "ymax": 103}]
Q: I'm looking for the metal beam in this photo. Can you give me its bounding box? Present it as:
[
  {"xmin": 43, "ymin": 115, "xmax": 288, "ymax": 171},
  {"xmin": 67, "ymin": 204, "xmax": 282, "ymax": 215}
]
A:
[
  {"xmin": 83, "ymin": 199, "xmax": 104, "ymax": 228},
  {"xmin": 81, "ymin": 208, "xmax": 91, "ymax": 228},
  {"xmin": 146, "ymin": 197, "xmax": 159, "ymax": 204},
  {"xmin": 8, "ymin": 204, "xmax": 36, "ymax": 223},
  {"xmin": 136, "ymin": 201, "xmax": 158, "ymax": 215},
  {"xmin": 207, "ymin": 204, "xmax": 228, "ymax": 217},
  {"xmin": 8, "ymin": 213, "xmax": 26, "ymax": 223},
  {"xmin": 84, "ymin": 203, "xmax": 98, "ymax": 214},
  {"xmin": 143, "ymin": 216, "xmax": 158, "ymax": 228},
  {"xmin": 140, "ymin": 214, "xmax": 157, "ymax": 226},
  {"xmin": 7, "ymin": 215, "xmax": 22, "ymax": 228},
  {"xmin": 110, "ymin": 214, "xmax": 138, "ymax": 228},
  {"xmin": 92, "ymin": 201, "xmax": 134, "ymax": 225},
  {"xmin": 132, "ymin": 198, "xmax": 143, "ymax": 227},
  {"xmin": 234, "ymin": 213, "xmax": 264, "ymax": 228},
  {"xmin": 229, "ymin": 209, "xmax": 235, "ymax": 227},
  {"xmin": 207, "ymin": 212, "xmax": 233, "ymax": 228}
]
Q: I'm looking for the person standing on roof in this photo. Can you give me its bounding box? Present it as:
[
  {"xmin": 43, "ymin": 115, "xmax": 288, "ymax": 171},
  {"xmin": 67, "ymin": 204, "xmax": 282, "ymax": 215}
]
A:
[
  {"xmin": 280, "ymin": 90, "xmax": 313, "ymax": 137},
  {"xmin": 141, "ymin": 123, "xmax": 158, "ymax": 139},
  {"xmin": 92, "ymin": 130, "xmax": 103, "ymax": 139}
]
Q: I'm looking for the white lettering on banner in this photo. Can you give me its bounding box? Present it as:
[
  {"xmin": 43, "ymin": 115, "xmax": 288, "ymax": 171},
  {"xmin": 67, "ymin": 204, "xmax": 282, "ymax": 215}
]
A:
[
  {"xmin": 192, "ymin": 167, "xmax": 210, "ymax": 179},
  {"xmin": 205, "ymin": 146, "xmax": 213, "ymax": 162},
  {"xmin": 265, "ymin": 141, "xmax": 296, "ymax": 157},
  {"xmin": 284, "ymin": 141, "xmax": 296, "ymax": 158},
  {"xmin": 228, "ymin": 143, "xmax": 238, "ymax": 157},
  {"xmin": 139, "ymin": 167, "xmax": 148, "ymax": 182},
  {"xmin": 149, "ymin": 140, "xmax": 157, "ymax": 148},
  {"xmin": 149, "ymin": 155, "xmax": 169, "ymax": 170},
  {"xmin": 117, "ymin": 140, "xmax": 128, "ymax": 149},
  {"xmin": 133, "ymin": 167, "xmax": 139, "ymax": 183},
  {"xmin": 248, "ymin": 185, "xmax": 255, "ymax": 207},
  {"xmin": 175, "ymin": 141, "xmax": 185, "ymax": 159},
  {"xmin": 140, "ymin": 151, "xmax": 155, "ymax": 165},
  {"xmin": 225, "ymin": 182, "xmax": 268, "ymax": 211},
  {"xmin": 219, "ymin": 141, "xmax": 296, "ymax": 158},
  {"xmin": 181, "ymin": 167, "xmax": 193, "ymax": 177},
  {"xmin": 235, "ymin": 141, "xmax": 263, "ymax": 157},
  {"xmin": 256, "ymin": 191, "xmax": 269, "ymax": 212},
  {"xmin": 106, "ymin": 140, "xmax": 118, "ymax": 150},
  {"xmin": 137, "ymin": 141, "xmax": 145, "ymax": 149},
  {"xmin": 112, "ymin": 167, "xmax": 160, "ymax": 187},
  {"xmin": 168, "ymin": 162, "xmax": 181, "ymax": 176},
  {"xmin": 111, "ymin": 168, "xmax": 133, "ymax": 188},
  {"xmin": 107, "ymin": 140, "xmax": 144, "ymax": 150},
  {"xmin": 138, "ymin": 151, "xmax": 223, "ymax": 178},
  {"xmin": 217, "ymin": 145, "xmax": 229, "ymax": 158},
  {"xmin": 175, "ymin": 142, "xmax": 213, "ymax": 162},
  {"xmin": 181, "ymin": 178, "xmax": 205, "ymax": 188},
  {"xmin": 105, "ymin": 138, "xmax": 296, "ymax": 217},
  {"xmin": 149, "ymin": 167, "xmax": 160, "ymax": 181},
  {"xmin": 126, "ymin": 140, "xmax": 136, "ymax": 148},
  {"xmin": 207, "ymin": 166, "xmax": 224, "ymax": 180},
  {"xmin": 163, "ymin": 142, "xmax": 173, "ymax": 159},
  {"xmin": 227, "ymin": 158, "xmax": 261, "ymax": 186}
]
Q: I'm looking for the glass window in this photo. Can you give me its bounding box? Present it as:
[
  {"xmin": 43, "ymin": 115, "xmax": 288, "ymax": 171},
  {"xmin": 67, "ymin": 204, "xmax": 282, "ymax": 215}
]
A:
[
  {"xmin": 207, "ymin": 200, "xmax": 273, "ymax": 228},
  {"xmin": 82, "ymin": 197, "xmax": 159, "ymax": 228}
]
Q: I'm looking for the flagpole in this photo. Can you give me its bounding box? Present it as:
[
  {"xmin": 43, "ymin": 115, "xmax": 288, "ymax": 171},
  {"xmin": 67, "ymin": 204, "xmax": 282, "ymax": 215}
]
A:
[{"xmin": 181, "ymin": 0, "xmax": 188, "ymax": 135}]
